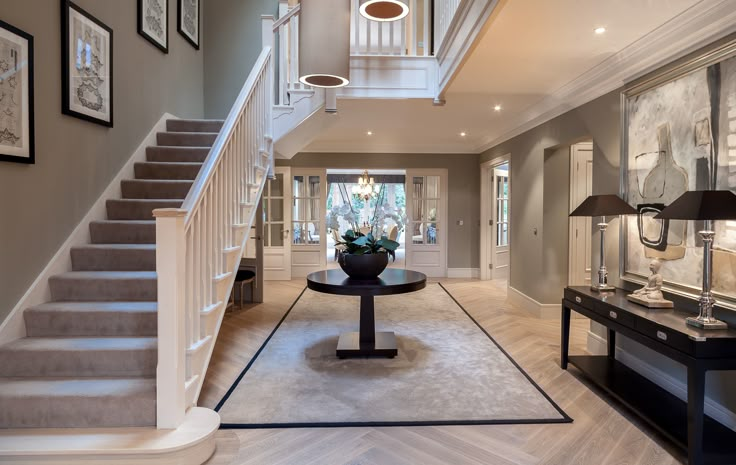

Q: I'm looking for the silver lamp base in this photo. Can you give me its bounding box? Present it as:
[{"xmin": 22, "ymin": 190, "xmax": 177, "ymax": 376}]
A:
[
  {"xmin": 686, "ymin": 316, "xmax": 728, "ymax": 330},
  {"xmin": 591, "ymin": 283, "xmax": 615, "ymax": 293}
]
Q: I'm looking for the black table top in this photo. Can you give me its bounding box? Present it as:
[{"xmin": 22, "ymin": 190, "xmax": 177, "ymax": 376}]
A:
[
  {"xmin": 307, "ymin": 269, "xmax": 427, "ymax": 297},
  {"xmin": 567, "ymin": 286, "xmax": 736, "ymax": 341}
]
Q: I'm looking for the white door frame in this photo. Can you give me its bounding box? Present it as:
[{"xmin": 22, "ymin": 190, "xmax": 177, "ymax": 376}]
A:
[
  {"xmin": 404, "ymin": 168, "xmax": 448, "ymax": 277},
  {"xmin": 480, "ymin": 154, "xmax": 511, "ymax": 280},
  {"xmin": 264, "ymin": 166, "xmax": 292, "ymax": 280},
  {"xmin": 568, "ymin": 141, "xmax": 593, "ymax": 286}
]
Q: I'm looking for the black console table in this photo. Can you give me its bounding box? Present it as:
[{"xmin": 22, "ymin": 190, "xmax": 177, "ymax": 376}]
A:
[
  {"xmin": 307, "ymin": 268, "xmax": 426, "ymax": 359},
  {"xmin": 561, "ymin": 286, "xmax": 736, "ymax": 465}
]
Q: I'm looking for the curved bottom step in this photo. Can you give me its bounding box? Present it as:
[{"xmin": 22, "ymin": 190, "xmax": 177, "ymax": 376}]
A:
[{"xmin": 0, "ymin": 407, "xmax": 219, "ymax": 465}]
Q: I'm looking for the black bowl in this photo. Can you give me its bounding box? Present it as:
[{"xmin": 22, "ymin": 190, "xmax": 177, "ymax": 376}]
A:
[{"xmin": 337, "ymin": 253, "xmax": 389, "ymax": 280}]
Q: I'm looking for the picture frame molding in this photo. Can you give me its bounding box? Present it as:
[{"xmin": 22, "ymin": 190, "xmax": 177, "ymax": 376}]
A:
[
  {"xmin": 177, "ymin": 0, "xmax": 200, "ymax": 50},
  {"xmin": 138, "ymin": 0, "xmax": 169, "ymax": 54},
  {"xmin": 0, "ymin": 18, "xmax": 34, "ymax": 164},
  {"xmin": 619, "ymin": 37, "xmax": 736, "ymax": 309},
  {"xmin": 61, "ymin": 0, "xmax": 114, "ymax": 128}
]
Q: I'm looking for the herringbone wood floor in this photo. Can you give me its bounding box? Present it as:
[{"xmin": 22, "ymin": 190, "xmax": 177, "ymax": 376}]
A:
[{"xmin": 200, "ymin": 279, "xmax": 685, "ymax": 465}]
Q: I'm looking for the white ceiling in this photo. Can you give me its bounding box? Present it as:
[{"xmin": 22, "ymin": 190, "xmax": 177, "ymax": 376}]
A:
[{"xmin": 303, "ymin": 0, "xmax": 705, "ymax": 154}]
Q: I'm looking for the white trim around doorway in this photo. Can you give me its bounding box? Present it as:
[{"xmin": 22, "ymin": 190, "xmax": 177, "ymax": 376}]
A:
[{"xmin": 480, "ymin": 155, "xmax": 511, "ymax": 281}]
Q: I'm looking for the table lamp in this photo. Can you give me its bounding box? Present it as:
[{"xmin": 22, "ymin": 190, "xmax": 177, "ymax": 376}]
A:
[
  {"xmin": 655, "ymin": 190, "xmax": 736, "ymax": 330},
  {"xmin": 570, "ymin": 194, "xmax": 638, "ymax": 292}
]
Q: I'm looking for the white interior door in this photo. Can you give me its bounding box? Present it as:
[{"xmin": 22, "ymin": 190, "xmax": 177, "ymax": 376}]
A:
[
  {"xmin": 491, "ymin": 166, "xmax": 510, "ymax": 279},
  {"xmin": 568, "ymin": 142, "xmax": 593, "ymax": 286},
  {"xmin": 264, "ymin": 167, "xmax": 292, "ymax": 280},
  {"xmin": 291, "ymin": 168, "xmax": 327, "ymax": 277},
  {"xmin": 405, "ymin": 169, "xmax": 448, "ymax": 277}
]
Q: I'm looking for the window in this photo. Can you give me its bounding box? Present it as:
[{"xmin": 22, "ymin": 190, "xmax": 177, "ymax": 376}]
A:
[
  {"xmin": 292, "ymin": 175, "xmax": 321, "ymax": 245},
  {"xmin": 263, "ymin": 173, "xmax": 285, "ymax": 247},
  {"xmin": 496, "ymin": 174, "xmax": 509, "ymax": 247}
]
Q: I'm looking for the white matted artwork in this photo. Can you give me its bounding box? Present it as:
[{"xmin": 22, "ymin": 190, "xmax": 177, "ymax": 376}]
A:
[
  {"xmin": 61, "ymin": 1, "xmax": 113, "ymax": 127},
  {"xmin": 0, "ymin": 19, "xmax": 34, "ymax": 164},
  {"xmin": 177, "ymin": 0, "xmax": 199, "ymax": 50},
  {"xmin": 138, "ymin": 0, "xmax": 168, "ymax": 53},
  {"xmin": 622, "ymin": 40, "xmax": 736, "ymax": 304}
]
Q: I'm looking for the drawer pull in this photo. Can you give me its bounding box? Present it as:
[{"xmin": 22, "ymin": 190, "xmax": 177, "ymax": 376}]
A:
[
  {"xmin": 657, "ymin": 331, "xmax": 668, "ymax": 341},
  {"xmin": 575, "ymin": 296, "xmax": 582, "ymax": 304},
  {"xmin": 609, "ymin": 311, "xmax": 618, "ymax": 319}
]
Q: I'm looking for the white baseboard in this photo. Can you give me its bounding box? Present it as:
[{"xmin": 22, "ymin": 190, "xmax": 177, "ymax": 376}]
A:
[
  {"xmin": 615, "ymin": 347, "xmax": 736, "ymax": 431},
  {"xmin": 447, "ymin": 268, "xmax": 480, "ymax": 279},
  {"xmin": 0, "ymin": 113, "xmax": 176, "ymax": 345},
  {"xmin": 506, "ymin": 286, "xmax": 560, "ymax": 319},
  {"xmin": 586, "ymin": 330, "xmax": 608, "ymax": 356}
]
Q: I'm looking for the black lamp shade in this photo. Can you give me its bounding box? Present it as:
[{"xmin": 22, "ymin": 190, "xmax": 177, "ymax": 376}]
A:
[
  {"xmin": 569, "ymin": 194, "xmax": 638, "ymax": 217},
  {"xmin": 654, "ymin": 190, "xmax": 736, "ymax": 220}
]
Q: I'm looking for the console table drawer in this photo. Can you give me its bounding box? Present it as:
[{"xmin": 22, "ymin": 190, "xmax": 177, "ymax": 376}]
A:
[
  {"xmin": 636, "ymin": 318, "xmax": 692, "ymax": 353},
  {"xmin": 564, "ymin": 288, "xmax": 597, "ymax": 310},
  {"xmin": 594, "ymin": 305, "xmax": 636, "ymax": 329}
]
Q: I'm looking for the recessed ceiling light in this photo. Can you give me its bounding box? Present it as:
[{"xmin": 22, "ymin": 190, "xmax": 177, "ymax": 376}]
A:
[
  {"xmin": 493, "ymin": 104, "xmax": 502, "ymax": 111},
  {"xmin": 460, "ymin": 132, "xmax": 467, "ymax": 137},
  {"xmin": 594, "ymin": 27, "xmax": 606, "ymax": 35},
  {"xmin": 367, "ymin": 131, "xmax": 373, "ymax": 136}
]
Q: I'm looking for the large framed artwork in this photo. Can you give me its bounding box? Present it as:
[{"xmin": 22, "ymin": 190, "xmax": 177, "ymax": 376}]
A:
[
  {"xmin": 622, "ymin": 39, "xmax": 736, "ymax": 306},
  {"xmin": 0, "ymin": 19, "xmax": 34, "ymax": 164},
  {"xmin": 138, "ymin": 0, "xmax": 168, "ymax": 53},
  {"xmin": 177, "ymin": 0, "xmax": 199, "ymax": 50},
  {"xmin": 61, "ymin": 0, "xmax": 113, "ymax": 127}
]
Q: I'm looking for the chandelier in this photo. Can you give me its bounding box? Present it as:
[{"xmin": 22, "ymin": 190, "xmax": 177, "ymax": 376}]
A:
[{"xmin": 352, "ymin": 170, "xmax": 378, "ymax": 201}]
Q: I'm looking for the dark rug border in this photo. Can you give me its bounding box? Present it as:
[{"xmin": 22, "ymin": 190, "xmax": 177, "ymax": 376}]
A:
[{"xmin": 215, "ymin": 282, "xmax": 573, "ymax": 428}]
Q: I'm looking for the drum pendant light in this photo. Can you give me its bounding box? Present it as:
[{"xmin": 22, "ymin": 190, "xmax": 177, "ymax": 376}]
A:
[
  {"xmin": 359, "ymin": 0, "xmax": 409, "ymax": 22},
  {"xmin": 299, "ymin": 0, "xmax": 351, "ymax": 88}
]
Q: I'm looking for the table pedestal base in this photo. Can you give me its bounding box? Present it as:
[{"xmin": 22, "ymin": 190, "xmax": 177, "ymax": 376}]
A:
[{"xmin": 336, "ymin": 331, "xmax": 397, "ymax": 358}]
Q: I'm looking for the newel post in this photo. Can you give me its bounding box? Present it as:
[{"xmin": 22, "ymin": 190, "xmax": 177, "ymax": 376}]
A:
[
  {"xmin": 153, "ymin": 208, "xmax": 187, "ymax": 429},
  {"xmin": 262, "ymin": 14, "xmax": 275, "ymax": 50}
]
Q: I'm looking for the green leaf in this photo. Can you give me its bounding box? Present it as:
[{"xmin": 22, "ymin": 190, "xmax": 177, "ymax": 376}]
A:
[
  {"xmin": 352, "ymin": 236, "xmax": 368, "ymax": 247},
  {"xmin": 376, "ymin": 239, "xmax": 400, "ymax": 251}
]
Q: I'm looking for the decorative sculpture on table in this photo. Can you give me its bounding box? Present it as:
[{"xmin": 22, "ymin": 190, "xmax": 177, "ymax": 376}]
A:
[{"xmin": 626, "ymin": 259, "xmax": 674, "ymax": 308}]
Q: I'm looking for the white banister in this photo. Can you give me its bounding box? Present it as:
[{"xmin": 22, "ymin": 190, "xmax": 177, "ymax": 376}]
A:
[
  {"xmin": 434, "ymin": 0, "xmax": 461, "ymax": 50},
  {"xmin": 154, "ymin": 47, "xmax": 273, "ymax": 429},
  {"xmin": 349, "ymin": 0, "xmax": 434, "ymax": 57}
]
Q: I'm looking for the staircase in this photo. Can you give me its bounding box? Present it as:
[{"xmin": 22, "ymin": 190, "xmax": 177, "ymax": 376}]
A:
[{"xmin": 0, "ymin": 119, "xmax": 222, "ymax": 429}]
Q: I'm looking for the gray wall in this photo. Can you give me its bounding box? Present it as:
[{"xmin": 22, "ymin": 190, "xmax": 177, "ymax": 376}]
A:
[
  {"xmin": 541, "ymin": 146, "xmax": 571, "ymax": 303},
  {"xmin": 277, "ymin": 152, "xmax": 481, "ymax": 269},
  {"xmin": 480, "ymin": 90, "xmax": 621, "ymax": 303},
  {"xmin": 0, "ymin": 0, "xmax": 204, "ymax": 322},
  {"xmin": 203, "ymin": 0, "xmax": 279, "ymax": 118}
]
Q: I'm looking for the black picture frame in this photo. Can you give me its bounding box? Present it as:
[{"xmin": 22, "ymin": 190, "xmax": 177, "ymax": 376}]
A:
[
  {"xmin": 61, "ymin": 0, "xmax": 114, "ymax": 127},
  {"xmin": 0, "ymin": 19, "xmax": 34, "ymax": 164},
  {"xmin": 177, "ymin": 0, "xmax": 200, "ymax": 50},
  {"xmin": 138, "ymin": 0, "xmax": 169, "ymax": 53}
]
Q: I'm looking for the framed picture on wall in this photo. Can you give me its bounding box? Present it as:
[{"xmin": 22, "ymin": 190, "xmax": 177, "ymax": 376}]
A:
[
  {"xmin": 177, "ymin": 0, "xmax": 199, "ymax": 50},
  {"xmin": 138, "ymin": 0, "xmax": 168, "ymax": 53},
  {"xmin": 0, "ymin": 19, "xmax": 34, "ymax": 164},
  {"xmin": 621, "ymin": 38, "xmax": 736, "ymax": 307},
  {"xmin": 61, "ymin": 0, "xmax": 114, "ymax": 127}
]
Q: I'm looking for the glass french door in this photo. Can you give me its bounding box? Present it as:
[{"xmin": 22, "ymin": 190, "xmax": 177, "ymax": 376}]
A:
[
  {"xmin": 405, "ymin": 169, "xmax": 448, "ymax": 277},
  {"xmin": 263, "ymin": 167, "xmax": 292, "ymax": 280},
  {"xmin": 291, "ymin": 169, "xmax": 327, "ymax": 277},
  {"xmin": 491, "ymin": 166, "xmax": 510, "ymax": 279}
]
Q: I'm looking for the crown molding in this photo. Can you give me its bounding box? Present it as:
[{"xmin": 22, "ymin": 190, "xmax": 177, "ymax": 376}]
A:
[{"xmin": 473, "ymin": 0, "xmax": 736, "ymax": 154}]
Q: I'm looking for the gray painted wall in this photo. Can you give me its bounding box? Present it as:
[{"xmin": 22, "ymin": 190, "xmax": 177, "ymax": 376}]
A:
[
  {"xmin": 0, "ymin": 0, "xmax": 204, "ymax": 322},
  {"xmin": 480, "ymin": 90, "xmax": 621, "ymax": 303},
  {"xmin": 203, "ymin": 0, "xmax": 279, "ymax": 119},
  {"xmin": 541, "ymin": 146, "xmax": 570, "ymax": 303},
  {"xmin": 277, "ymin": 152, "xmax": 481, "ymax": 269}
]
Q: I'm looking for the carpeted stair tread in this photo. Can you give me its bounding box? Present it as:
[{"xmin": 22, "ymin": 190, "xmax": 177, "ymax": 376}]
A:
[
  {"xmin": 134, "ymin": 162, "xmax": 203, "ymax": 180},
  {"xmin": 166, "ymin": 119, "xmax": 224, "ymax": 133},
  {"xmin": 89, "ymin": 220, "xmax": 156, "ymax": 244},
  {"xmin": 49, "ymin": 271, "xmax": 157, "ymax": 302},
  {"xmin": 146, "ymin": 146, "xmax": 210, "ymax": 163},
  {"xmin": 0, "ymin": 337, "xmax": 157, "ymax": 378},
  {"xmin": 24, "ymin": 301, "xmax": 157, "ymax": 337},
  {"xmin": 0, "ymin": 377, "xmax": 155, "ymax": 428},
  {"xmin": 121, "ymin": 179, "xmax": 193, "ymax": 199},
  {"xmin": 71, "ymin": 244, "xmax": 156, "ymax": 271},
  {"xmin": 156, "ymin": 131, "xmax": 218, "ymax": 147},
  {"xmin": 106, "ymin": 199, "xmax": 182, "ymax": 220}
]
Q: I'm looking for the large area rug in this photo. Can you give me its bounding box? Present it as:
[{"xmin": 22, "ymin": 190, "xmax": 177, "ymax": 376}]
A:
[{"xmin": 215, "ymin": 283, "xmax": 571, "ymax": 427}]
